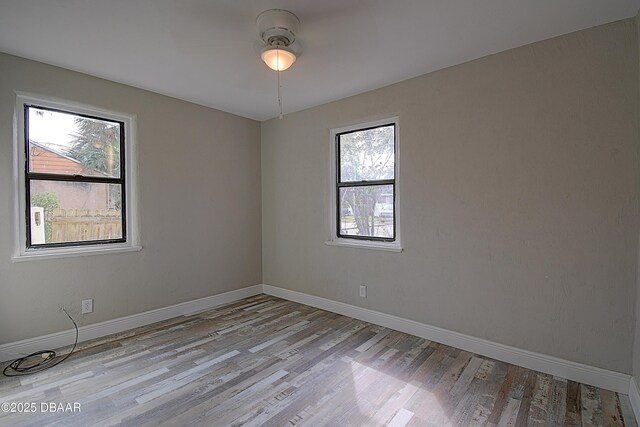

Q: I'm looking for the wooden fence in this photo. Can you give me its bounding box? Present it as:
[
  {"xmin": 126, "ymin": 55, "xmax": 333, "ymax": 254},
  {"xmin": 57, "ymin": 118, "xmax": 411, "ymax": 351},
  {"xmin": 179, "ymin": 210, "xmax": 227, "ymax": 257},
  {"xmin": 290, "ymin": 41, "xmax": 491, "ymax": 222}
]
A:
[{"xmin": 51, "ymin": 208, "xmax": 122, "ymax": 243}]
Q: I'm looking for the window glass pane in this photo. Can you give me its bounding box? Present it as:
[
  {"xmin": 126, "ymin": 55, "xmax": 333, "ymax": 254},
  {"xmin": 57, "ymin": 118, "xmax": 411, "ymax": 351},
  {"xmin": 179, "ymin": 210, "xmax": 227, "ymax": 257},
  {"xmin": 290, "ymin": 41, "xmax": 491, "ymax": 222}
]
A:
[
  {"xmin": 30, "ymin": 180, "xmax": 123, "ymax": 245},
  {"xmin": 339, "ymin": 125, "xmax": 394, "ymax": 182},
  {"xmin": 339, "ymin": 185, "xmax": 394, "ymax": 239},
  {"xmin": 27, "ymin": 106, "xmax": 121, "ymax": 178}
]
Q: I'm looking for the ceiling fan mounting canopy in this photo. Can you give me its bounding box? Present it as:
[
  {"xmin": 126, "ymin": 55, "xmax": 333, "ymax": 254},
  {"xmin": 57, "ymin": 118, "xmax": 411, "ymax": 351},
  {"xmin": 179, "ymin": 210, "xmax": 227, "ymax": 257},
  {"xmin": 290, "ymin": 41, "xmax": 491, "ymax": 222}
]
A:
[{"xmin": 257, "ymin": 9, "xmax": 300, "ymax": 47}]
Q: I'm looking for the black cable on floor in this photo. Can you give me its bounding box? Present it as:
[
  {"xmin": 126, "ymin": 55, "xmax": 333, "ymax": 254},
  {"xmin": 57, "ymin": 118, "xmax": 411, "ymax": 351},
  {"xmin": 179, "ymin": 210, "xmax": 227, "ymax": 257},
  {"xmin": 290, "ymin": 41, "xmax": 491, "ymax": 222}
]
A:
[{"xmin": 2, "ymin": 308, "xmax": 79, "ymax": 377}]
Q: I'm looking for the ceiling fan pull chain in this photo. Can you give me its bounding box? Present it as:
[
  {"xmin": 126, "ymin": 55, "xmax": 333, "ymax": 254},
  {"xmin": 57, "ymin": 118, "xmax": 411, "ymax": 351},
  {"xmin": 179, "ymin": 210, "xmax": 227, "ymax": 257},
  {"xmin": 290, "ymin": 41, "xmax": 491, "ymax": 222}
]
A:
[{"xmin": 277, "ymin": 47, "xmax": 283, "ymax": 119}]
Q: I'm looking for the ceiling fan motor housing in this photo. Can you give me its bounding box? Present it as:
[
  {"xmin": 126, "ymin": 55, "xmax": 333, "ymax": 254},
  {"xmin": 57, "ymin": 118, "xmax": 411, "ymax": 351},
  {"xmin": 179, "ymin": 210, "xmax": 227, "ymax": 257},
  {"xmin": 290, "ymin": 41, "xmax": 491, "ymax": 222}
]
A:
[{"xmin": 257, "ymin": 9, "xmax": 300, "ymax": 47}]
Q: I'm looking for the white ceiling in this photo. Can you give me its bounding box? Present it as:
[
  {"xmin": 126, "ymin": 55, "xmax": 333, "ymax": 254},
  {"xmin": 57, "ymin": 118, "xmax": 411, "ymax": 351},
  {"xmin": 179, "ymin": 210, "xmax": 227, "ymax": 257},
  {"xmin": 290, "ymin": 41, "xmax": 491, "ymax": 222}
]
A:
[{"xmin": 1, "ymin": 1, "xmax": 638, "ymax": 121}]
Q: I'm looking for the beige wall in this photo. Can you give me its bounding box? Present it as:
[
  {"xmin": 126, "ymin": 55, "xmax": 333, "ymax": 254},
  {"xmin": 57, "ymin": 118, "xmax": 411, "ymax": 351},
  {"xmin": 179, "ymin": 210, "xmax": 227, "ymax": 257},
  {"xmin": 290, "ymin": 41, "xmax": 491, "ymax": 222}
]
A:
[
  {"xmin": 0, "ymin": 53, "xmax": 262, "ymax": 344},
  {"xmin": 262, "ymin": 19, "xmax": 639, "ymax": 373}
]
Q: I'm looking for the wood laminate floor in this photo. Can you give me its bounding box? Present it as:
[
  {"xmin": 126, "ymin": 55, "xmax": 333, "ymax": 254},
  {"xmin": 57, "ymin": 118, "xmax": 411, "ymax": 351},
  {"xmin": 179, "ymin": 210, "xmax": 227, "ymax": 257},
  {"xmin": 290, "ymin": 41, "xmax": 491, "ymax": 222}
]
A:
[{"xmin": 0, "ymin": 294, "xmax": 636, "ymax": 426}]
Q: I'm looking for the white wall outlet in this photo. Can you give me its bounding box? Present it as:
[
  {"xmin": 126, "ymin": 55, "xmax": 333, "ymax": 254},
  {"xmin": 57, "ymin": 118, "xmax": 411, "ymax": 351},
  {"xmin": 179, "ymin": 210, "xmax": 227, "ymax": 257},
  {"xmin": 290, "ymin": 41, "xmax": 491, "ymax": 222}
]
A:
[
  {"xmin": 359, "ymin": 285, "xmax": 367, "ymax": 298},
  {"xmin": 81, "ymin": 299, "xmax": 94, "ymax": 314}
]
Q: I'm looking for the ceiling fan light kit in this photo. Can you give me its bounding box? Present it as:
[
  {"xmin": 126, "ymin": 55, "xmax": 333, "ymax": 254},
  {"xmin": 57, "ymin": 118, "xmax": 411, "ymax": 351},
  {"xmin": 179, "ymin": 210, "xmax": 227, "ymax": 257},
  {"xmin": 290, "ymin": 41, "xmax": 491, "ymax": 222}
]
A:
[{"xmin": 261, "ymin": 46, "xmax": 296, "ymax": 71}]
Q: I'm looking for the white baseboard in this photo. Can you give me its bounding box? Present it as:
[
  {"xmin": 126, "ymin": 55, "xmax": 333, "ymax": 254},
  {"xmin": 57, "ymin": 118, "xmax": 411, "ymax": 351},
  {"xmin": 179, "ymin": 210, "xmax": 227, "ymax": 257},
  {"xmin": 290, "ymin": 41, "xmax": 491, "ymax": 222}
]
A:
[
  {"xmin": 0, "ymin": 285, "xmax": 263, "ymax": 363},
  {"xmin": 263, "ymin": 284, "xmax": 630, "ymax": 394},
  {"xmin": 629, "ymin": 377, "xmax": 640, "ymax": 423}
]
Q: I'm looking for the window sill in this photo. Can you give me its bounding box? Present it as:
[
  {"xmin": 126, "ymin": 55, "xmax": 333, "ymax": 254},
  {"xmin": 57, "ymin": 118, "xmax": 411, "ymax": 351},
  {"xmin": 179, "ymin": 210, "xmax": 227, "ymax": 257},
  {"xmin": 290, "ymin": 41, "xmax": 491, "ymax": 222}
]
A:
[
  {"xmin": 12, "ymin": 244, "xmax": 142, "ymax": 262},
  {"xmin": 325, "ymin": 240, "xmax": 403, "ymax": 253}
]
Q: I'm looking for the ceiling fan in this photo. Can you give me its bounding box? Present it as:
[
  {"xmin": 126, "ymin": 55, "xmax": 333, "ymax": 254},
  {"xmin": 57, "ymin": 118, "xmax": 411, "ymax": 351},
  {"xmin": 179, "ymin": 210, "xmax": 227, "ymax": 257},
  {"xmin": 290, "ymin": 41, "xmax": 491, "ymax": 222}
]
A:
[
  {"xmin": 256, "ymin": 9, "xmax": 302, "ymax": 118},
  {"xmin": 256, "ymin": 9, "xmax": 301, "ymax": 71}
]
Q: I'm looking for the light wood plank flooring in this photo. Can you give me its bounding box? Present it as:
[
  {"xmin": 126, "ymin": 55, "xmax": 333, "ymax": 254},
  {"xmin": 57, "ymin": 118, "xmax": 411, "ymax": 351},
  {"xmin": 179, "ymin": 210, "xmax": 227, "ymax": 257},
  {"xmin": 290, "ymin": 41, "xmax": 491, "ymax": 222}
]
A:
[{"xmin": 0, "ymin": 294, "xmax": 636, "ymax": 426}]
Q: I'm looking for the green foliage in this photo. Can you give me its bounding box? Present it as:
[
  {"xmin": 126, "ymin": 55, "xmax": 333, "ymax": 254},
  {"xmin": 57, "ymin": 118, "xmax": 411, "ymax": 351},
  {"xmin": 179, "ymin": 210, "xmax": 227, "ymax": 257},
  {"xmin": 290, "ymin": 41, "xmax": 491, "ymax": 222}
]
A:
[
  {"xmin": 339, "ymin": 126, "xmax": 394, "ymax": 182},
  {"xmin": 31, "ymin": 192, "xmax": 60, "ymax": 242},
  {"xmin": 68, "ymin": 117, "xmax": 121, "ymax": 210},
  {"xmin": 68, "ymin": 117, "xmax": 120, "ymax": 176}
]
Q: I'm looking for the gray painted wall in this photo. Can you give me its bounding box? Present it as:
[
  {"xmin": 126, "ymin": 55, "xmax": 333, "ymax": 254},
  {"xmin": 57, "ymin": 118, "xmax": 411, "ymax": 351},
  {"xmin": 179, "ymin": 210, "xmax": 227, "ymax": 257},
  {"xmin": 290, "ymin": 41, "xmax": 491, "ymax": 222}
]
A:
[
  {"xmin": 0, "ymin": 53, "xmax": 262, "ymax": 344},
  {"xmin": 261, "ymin": 19, "xmax": 639, "ymax": 373}
]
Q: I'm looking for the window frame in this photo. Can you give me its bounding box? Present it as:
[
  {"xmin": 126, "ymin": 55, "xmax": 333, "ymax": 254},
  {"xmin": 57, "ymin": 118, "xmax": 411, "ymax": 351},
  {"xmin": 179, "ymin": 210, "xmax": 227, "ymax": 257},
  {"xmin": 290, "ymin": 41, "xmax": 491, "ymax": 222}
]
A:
[
  {"xmin": 327, "ymin": 117, "xmax": 402, "ymax": 252},
  {"xmin": 12, "ymin": 93, "xmax": 141, "ymax": 261}
]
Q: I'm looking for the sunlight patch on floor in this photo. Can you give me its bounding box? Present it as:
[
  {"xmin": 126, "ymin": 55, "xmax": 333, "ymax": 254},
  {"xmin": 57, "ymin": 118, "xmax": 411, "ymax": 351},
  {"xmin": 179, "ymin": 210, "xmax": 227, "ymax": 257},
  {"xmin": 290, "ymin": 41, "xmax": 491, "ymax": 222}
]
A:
[{"xmin": 345, "ymin": 356, "xmax": 450, "ymax": 426}]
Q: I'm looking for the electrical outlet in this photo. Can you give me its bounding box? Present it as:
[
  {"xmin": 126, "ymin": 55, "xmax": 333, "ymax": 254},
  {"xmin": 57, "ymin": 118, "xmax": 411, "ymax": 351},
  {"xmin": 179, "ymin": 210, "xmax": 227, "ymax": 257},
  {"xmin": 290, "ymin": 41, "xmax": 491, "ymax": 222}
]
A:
[
  {"xmin": 359, "ymin": 285, "xmax": 367, "ymax": 298},
  {"xmin": 81, "ymin": 299, "xmax": 93, "ymax": 314}
]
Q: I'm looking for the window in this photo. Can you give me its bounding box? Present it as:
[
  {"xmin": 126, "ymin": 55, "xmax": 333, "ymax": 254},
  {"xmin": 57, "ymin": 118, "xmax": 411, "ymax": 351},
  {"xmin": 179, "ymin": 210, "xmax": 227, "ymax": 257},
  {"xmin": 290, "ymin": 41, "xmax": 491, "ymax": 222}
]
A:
[
  {"xmin": 13, "ymin": 94, "xmax": 139, "ymax": 260},
  {"xmin": 328, "ymin": 118, "xmax": 401, "ymax": 252}
]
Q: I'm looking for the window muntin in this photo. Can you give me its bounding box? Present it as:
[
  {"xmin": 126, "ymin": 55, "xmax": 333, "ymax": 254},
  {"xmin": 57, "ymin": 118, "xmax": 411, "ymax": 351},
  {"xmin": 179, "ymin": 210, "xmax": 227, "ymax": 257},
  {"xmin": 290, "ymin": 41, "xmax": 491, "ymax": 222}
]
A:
[
  {"xmin": 24, "ymin": 104, "xmax": 126, "ymax": 248},
  {"xmin": 336, "ymin": 123, "xmax": 396, "ymax": 242}
]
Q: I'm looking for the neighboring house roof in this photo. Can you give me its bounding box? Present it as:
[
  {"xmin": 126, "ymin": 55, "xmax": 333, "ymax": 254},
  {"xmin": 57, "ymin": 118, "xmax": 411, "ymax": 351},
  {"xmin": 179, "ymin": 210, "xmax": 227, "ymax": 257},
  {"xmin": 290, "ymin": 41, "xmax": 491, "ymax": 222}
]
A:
[{"xmin": 29, "ymin": 140, "xmax": 107, "ymax": 177}]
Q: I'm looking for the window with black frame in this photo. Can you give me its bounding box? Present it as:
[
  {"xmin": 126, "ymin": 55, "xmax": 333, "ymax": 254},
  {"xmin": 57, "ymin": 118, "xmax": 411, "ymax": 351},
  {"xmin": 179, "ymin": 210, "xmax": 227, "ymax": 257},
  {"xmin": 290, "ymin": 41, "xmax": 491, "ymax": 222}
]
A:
[
  {"xmin": 24, "ymin": 105, "xmax": 126, "ymax": 248},
  {"xmin": 336, "ymin": 123, "xmax": 396, "ymax": 242}
]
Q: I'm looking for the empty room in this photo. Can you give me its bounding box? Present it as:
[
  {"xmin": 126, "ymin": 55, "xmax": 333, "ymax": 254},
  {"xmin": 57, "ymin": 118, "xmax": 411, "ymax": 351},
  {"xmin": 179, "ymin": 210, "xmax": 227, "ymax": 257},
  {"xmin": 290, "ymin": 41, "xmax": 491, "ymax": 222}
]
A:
[{"xmin": 2, "ymin": 1, "xmax": 640, "ymax": 426}]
